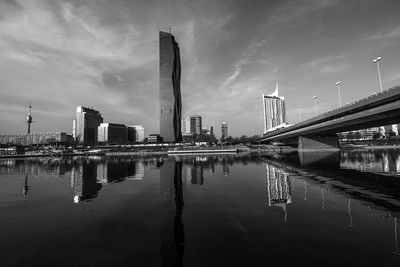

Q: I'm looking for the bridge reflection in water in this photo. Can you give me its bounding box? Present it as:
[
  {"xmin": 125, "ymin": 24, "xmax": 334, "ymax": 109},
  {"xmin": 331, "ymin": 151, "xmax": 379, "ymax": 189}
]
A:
[{"xmin": 263, "ymin": 150, "xmax": 400, "ymax": 255}]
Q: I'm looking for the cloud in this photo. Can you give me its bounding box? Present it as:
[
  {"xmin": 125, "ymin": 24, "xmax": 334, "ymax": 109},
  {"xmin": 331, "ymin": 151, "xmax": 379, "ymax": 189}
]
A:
[
  {"xmin": 365, "ymin": 25, "xmax": 400, "ymax": 40},
  {"xmin": 301, "ymin": 54, "xmax": 351, "ymax": 74},
  {"xmin": 0, "ymin": 0, "xmax": 399, "ymax": 137}
]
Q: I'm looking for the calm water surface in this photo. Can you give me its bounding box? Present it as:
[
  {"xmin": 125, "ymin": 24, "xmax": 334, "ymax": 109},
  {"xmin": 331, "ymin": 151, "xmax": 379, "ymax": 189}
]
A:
[{"xmin": 1, "ymin": 150, "xmax": 400, "ymax": 266}]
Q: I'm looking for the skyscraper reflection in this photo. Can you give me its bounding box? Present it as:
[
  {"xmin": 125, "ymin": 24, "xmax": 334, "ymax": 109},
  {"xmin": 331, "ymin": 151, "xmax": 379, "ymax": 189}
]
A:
[
  {"xmin": 265, "ymin": 164, "xmax": 292, "ymax": 222},
  {"xmin": 222, "ymin": 160, "xmax": 230, "ymax": 176},
  {"xmin": 160, "ymin": 157, "xmax": 184, "ymax": 267},
  {"xmin": 23, "ymin": 174, "xmax": 29, "ymax": 205},
  {"xmin": 71, "ymin": 160, "xmax": 102, "ymax": 203},
  {"xmin": 394, "ymin": 217, "xmax": 399, "ymax": 255},
  {"xmin": 183, "ymin": 163, "xmax": 204, "ymax": 185}
]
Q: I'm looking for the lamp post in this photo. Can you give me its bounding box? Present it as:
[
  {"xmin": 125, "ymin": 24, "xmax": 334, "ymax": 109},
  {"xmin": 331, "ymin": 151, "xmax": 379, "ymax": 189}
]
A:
[
  {"xmin": 373, "ymin": 57, "xmax": 383, "ymax": 93},
  {"xmin": 297, "ymin": 105, "xmax": 302, "ymax": 122},
  {"xmin": 336, "ymin": 81, "xmax": 342, "ymax": 107},
  {"xmin": 312, "ymin": 96, "xmax": 317, "ymax": 116}
]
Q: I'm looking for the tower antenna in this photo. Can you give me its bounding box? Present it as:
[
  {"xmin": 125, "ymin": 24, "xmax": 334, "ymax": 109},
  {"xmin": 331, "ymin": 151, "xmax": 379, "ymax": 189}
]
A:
[
  {"xmin": 27, "ymin": 101, "xmax": 33, "ymax": 134},
  {"xmin": 169, "ymin": 25, "xmax": 171, "ymax": 34}
]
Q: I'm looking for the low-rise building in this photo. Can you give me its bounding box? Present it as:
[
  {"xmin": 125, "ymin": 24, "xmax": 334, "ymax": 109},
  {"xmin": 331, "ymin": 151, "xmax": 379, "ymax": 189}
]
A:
[
  {"xmin": 98, "ymin": 123, "xmax": 128, "ymax": 145},
  {"xmin": 0, "ymin": 145, "xmax": 24, "ymax": 155},
  {"xmin": 127, "ymin": 125, "xmax": 145, "ymax": 143},
  {"xmin": 145, "ymin": 134, "xmax": 163, "ymax": 143},
  {"xmin": 0, "ymin": 132, "xmax": 72, "ymax": 146}
]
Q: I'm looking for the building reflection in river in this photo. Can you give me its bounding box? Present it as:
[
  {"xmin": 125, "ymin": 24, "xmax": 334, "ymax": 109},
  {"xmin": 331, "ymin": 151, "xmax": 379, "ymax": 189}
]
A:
[
  {"xmin": 72, "ymin": 160, "xmax": 102, "ymax": 203},
  {"xmin": 341, "ymin": 149, "xmax": 400, "ymax": 174},
  {"xmin": 69, "ymin": 158, "xmax": 146, "ymax": 203},
  {"xmin": 160, "ymin": 157, "xmax": 185, "ymax": 267},
  {"xmin": 265, "ymin": 163, "xmax": 292, "ymax": 222}
]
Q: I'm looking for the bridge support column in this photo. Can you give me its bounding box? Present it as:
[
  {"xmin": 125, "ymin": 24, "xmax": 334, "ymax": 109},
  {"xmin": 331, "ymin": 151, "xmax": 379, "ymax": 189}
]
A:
[{"xmin": 298, "ymin": 135, "xmax": 340, "ymax": 151}]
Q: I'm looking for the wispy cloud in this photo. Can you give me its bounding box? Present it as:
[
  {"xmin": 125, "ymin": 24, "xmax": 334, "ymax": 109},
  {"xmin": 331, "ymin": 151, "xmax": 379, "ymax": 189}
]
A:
[
  {"xmin": 301, "ymin": 54, "xmax": 351, "ymax": 74},
  {"xmin": 0, "ymin": 0, "xmax": 399, "ymax": 136},
  {"xmin": 365, "ymin": 25, "xmax": 400, "ymax": 40}
]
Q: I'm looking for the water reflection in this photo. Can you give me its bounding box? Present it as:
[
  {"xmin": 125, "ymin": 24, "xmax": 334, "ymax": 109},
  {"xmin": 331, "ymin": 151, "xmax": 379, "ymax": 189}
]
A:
[
  {"xmin": 299, "ymin": 150, "xmax": 340, "ymax": 168},
  {"xmin": 0, "ymin": 157, "xmax": 149, "ymax": 204},
  {"xmin": 347, "ymin": 199, "xmax": 354, "ymax": 227},
  {"xmin": 72, "ymin": 160, "xmax": 102, "ymax": 203},
  {"xmin": 23, "ymin": 174, "xmax": 29, "ymax": 204},
  {"xmin": 264, "ymin": 157, "xmax": 400, "ymax": 256},
  {"xmin": 341, "ymin": 149, "xmax": 400, "ymax": 175},
  {"xmin": 265, "ymin": 164, "xmax": 292, "ymax": 222},
  {"xmin": 395, "ymin": 218, "xmax": 400, "ymax": 255},
  {"xmin": 160, "ymin": 157, "xmax": 184, "ymax": 267}
]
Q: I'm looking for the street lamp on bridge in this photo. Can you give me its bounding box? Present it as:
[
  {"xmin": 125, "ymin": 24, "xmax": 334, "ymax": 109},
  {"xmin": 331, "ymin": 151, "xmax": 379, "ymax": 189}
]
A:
[
  {"xmin": 336, "ymin": 81, "xmax": 342, "ymax": 107},
  {"xmin": 372, "ymin": 56, "xmax": 383, "ymax": 93},
  {"xmin": 312, "ymin": 96, "xmax": 317, "ymax": 116}
]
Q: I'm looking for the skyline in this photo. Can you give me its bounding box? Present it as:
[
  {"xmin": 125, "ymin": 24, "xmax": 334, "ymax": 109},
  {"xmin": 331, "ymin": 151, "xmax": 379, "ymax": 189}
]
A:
[{"xmin": 1, "ymin": 0, "xmax": 400, "ymax": 137}]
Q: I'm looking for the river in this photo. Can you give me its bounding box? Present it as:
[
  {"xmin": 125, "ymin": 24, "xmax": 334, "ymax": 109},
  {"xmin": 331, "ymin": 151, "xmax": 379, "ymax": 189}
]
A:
[{"xmin": 0, "ymin": 150, "xmax": 399, "ymax": 266}]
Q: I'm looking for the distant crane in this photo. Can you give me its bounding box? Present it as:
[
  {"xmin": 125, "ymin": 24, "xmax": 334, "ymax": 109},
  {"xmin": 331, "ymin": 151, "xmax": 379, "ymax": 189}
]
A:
[{"xmin": 27, "ymin": 102, "xmax": 33, "ymax": 134}]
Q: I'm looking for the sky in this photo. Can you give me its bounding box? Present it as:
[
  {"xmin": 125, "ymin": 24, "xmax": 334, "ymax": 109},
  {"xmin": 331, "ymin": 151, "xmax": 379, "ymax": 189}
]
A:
[{"xmin": 1, "ymin": 0, "xmax": 400, "ymax": 137}]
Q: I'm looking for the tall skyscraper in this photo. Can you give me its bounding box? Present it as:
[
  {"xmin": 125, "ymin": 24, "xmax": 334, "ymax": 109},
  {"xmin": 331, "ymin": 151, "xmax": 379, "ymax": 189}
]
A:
[
  {"xmin": 221, "ymin": 122, "xmax": 228, "ymax": 141},
  {"xmin": 159, "ymin": 31, "xmax": 182, "ymax": 143},
  {"xmin": 75, "ymin": 106, "xmax": 103, "ymax": 146},
  {"xmin": 262, "ymin": 82, "xmax": 286, "ymax": 133}
]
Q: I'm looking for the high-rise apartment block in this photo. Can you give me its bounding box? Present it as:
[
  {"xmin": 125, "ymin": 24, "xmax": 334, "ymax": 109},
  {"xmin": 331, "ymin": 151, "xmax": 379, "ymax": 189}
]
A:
[
  {"xmin": 74, "ymin": 106, "xmax": 103, "ymax": 146},
  {"xmin": 221, "ymin": 122, "xmax": 228, "ymax": 140},
  {"xmin": 262, "ymin": 82, "xmax": 286, "ymax": 133},
  {"xmin": 159, "ymin": 31, "xmax": 182, "ymax": 143},
  {"xmin": 184, "ymin": 115, "xmax": 202, "ymax": 135}
]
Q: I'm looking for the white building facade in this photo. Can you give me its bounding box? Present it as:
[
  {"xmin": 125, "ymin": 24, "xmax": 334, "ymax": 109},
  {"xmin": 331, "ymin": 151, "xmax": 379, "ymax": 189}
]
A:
[{"xmin": 262, "ymin": 82, "xmax": 287, "ymax": 134}]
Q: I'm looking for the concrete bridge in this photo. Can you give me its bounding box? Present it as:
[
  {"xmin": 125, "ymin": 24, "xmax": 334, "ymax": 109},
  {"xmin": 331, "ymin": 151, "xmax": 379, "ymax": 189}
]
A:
[{"xmin": 260, "ymin": 85, "xmax": 400, "ymax": 150}]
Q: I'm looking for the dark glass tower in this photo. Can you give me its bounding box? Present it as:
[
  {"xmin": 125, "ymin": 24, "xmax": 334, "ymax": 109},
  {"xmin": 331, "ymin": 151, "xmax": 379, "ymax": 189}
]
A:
[{"xmin": 159, "ymin": 31, "xmax": 182, "ymax": 143}]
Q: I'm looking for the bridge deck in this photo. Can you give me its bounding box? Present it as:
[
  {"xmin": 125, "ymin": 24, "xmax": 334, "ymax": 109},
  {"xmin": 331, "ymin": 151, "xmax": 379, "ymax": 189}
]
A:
[{"xmin": 262, "ymin": 85, "xmax": 400, "ymax": 142}]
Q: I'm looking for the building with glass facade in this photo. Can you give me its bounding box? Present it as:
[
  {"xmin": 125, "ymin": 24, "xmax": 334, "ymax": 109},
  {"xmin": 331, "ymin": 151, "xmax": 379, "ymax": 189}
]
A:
[
  {"xmin": 159, "ymin": 31, "xmax": 182, "ymax": 143},
  {"xmin": 74, "ymin": 106, "xmax": 103, "ymax": 146},
  {"xmin": 262, "ymin": 82, "xmax": 287, "ymax": 133},
  {"xmin": 97, "ymin": 123, "xmax": 128, "ymax": 145},
  {"xmin": 128, "ymin": 125, "xmax": 145, "ymax": 143}
]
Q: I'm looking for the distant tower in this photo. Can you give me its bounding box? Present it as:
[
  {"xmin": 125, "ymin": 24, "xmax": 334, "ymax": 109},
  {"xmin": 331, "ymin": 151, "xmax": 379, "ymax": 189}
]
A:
[
  {"xmin": 27, "ymin": 102, "xmax": 33, "ymax": 134},
  {"xmin": 221, "ymin": 122, "xmax": 228, "ymax": 141}
]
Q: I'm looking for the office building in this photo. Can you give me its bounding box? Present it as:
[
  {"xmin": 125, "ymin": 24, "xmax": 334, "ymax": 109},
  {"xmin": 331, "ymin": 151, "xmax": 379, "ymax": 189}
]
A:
[
  {"xmin": 340, "ymin": 127, "xmax": 381, "ymax": 140},
  {"xmin": 184, "ymin": 115, "xmax": 202, "ymax": 135},
  {"xmin": 97, "ymin": 123, "xmax": 128, "ymax": 145},
  {"xmin": 262, "ymin": 82, "xmax": 287, "ymax": 133},
  {"xmin": 159, "ymin": 31, "xmax": 182, "ymax": 143},
  {"xmin": 128, "ymin": 125, "xmax": 145, "ymax": 143},
  {"xmin": 202, "ymin": 126, "xmax": 214, "ymax": 137},
  {"xmin": 145, "ymin": 134, "xmax": 163, "ymax": 143},
  {"xmin": 75, "ymin": 106, "xmax": 103, "ymax": 146},
  {"xmin": 221, "ymin": 122, "xmax": 228, "ymax": 141}
]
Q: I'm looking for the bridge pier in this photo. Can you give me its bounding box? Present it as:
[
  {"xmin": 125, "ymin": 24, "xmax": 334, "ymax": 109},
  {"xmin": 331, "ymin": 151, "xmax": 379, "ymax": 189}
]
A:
[{"xmin": 298, "ymin": 135, "xmax": 340, "ymax": 151}]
